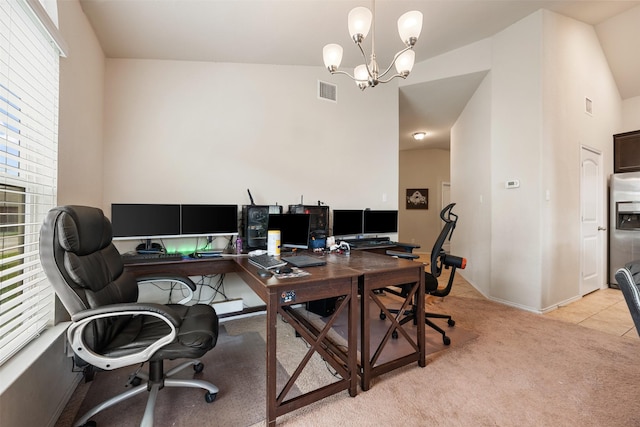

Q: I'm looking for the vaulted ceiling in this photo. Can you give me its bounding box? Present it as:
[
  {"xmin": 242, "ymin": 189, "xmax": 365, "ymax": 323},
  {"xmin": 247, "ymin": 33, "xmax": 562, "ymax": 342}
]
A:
[{"xmin": 79, "ymin": 0, "xmax": 640, "ymax": 151}]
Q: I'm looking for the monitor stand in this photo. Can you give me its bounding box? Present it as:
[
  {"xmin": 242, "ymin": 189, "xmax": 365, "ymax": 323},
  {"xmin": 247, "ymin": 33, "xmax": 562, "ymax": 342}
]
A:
[{"xmin": 136, "ymin": 239, "xmax": 163, "ymax": 254}]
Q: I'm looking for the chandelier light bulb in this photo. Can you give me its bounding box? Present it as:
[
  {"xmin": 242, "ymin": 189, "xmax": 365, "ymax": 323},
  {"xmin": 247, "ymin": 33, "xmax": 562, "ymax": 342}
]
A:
[
  {"xmin": 348, "ymin": 7, "xmax": 373, "ymax": 43},
  {"xmin": 397, "ymin": 11, "xmax": 423, "ymax": 46},
  {"xmin": 354, "ymin": 64, "xmax": 369, "ymax": 82},
  {"xmin": 395, "ymin": 50, "xmax": 415, "ymax": 74},
  {"xmin": 323, "ymin": 44, "xmax": 344, "ymax": 70}
]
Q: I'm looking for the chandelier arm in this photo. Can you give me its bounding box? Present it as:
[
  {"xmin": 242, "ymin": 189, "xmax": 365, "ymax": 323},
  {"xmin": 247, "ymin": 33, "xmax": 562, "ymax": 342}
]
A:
[
  {"xmin": 354, "ymin": 42, "xmax": 376, "ymax": 79},
  {"xmin": 377, "ymin": 45, "xmax": 412, "ymax": 80},
  {"xmin": 377, "ymin": 72, "xmax": 408, "ymax": 84},
  {"xmin": 330, "ymin": 69, "xmax": 358, "ymax": 80}
]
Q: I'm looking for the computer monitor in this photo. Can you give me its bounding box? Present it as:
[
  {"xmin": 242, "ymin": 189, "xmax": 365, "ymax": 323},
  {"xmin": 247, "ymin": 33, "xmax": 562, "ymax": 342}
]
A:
[
  {"xmin": 111, "ymin": 204, "xmax": 181, "ymax": 240},
  {"xmin": 363, "ymin": 210, "xmax": 398, "ymax": 234},
  {"xmin": 332, "ymin": 209, "xmax": 364, "ymax": 236},
  {"xmin": 268, "ymin": 213, "xmax": 311, "ymax": 249},
  {"xmin": 181, "ymin": 204, "xmax": 238, "ymax": 236}
]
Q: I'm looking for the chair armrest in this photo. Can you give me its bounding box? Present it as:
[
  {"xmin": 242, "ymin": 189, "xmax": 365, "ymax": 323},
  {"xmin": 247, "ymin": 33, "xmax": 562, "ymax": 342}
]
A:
[
  {"xmin": 68, "ymin": 303, "xmax": 180, "ymax": 370},
  {"xmin": 386, "ymin": 250, "xmax": 420, "ymax": 260},
  {"xmin": 394, "ymin": 242, "xmax": 420, "ymax": 252}
]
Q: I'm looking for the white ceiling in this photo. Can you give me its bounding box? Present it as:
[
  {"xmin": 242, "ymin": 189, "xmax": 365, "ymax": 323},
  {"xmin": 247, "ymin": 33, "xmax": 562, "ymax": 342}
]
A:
[{"xmin": 78, "ymin": 0, "xmax": 640, "ymax": 151}]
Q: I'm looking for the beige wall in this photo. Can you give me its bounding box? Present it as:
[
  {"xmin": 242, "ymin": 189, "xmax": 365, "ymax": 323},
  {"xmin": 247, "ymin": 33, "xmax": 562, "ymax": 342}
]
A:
[
  {"xmin": 57, "ymin": 0, "xmax": 104, "ymax": 206},
  {"xmin": 406, "ymin": 10, "xmax": 623, "ymax": 312},
  {"xmin": 398, "ymin": 149, "xmax": 450, "ymax": 251}
]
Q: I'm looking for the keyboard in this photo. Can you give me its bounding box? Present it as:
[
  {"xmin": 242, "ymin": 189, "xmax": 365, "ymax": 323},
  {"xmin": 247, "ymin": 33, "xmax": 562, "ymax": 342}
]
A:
[
  {"xmin": 121, "ymin": 252, "xmax": 184, "ymax": 264},
  {"xmin": 248, "ymin": 253, "xmax": 287, "ymax": 270}
]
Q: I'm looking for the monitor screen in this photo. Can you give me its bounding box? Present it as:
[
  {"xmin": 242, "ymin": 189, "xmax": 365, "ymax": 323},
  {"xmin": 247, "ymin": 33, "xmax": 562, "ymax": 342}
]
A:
[
  {"xmin": 363, "ymin": 210, "xmax": 398, "ymax": 234},
  {"xmin": 268, "ymin": 214, "xmax": 311, "ymax": 249},
  {"xmin": 332, "ymin": 209, "xmax": 363, "ymax": 236},
  {"xmin": 111, "ymin": 204, "xmax": 181, "ymax": 239},
  {"xmin": 181, "ymin": 204, "xmax": 238, "ymax": 236}
]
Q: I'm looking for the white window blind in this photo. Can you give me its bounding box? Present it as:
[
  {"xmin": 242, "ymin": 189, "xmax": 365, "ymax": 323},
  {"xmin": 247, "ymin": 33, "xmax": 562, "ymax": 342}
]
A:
[{"xmin": 0, "ymin": 0, "xmax": 61, "ymax": 365}]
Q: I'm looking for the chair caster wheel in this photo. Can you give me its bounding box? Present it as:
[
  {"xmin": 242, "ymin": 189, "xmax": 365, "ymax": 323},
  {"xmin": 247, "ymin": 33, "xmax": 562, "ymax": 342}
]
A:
[
  {"xmin": 448, "ymin": 319, "xmax": 455, "ymax": 327},
  {"xmin": 392, "ymin": 329, "xmax": 398, "ymax": 339},
  {"xmin": 205, "ymin": 392, "xmax": 217, "ymax": 403},
  {"xmin": 194, "ymin": 362, "xmax": 204, "ymax": 373},
  {"xmin": 129, "ymin": 376, "xmax": 142, "ymax": 387},
  {"xmin": 443, "ymin": 336, "xmax": 451, "ymax": 345},
  {"xmin": 380, "ymin": 312, "xmax": 386, "ymax": 320}
]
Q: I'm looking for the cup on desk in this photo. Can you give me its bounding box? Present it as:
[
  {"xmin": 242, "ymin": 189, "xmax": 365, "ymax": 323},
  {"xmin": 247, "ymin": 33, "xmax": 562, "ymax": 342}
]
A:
[{"xmin": 267, "ymin": 230, "xmax": 281, "ymax": 256}]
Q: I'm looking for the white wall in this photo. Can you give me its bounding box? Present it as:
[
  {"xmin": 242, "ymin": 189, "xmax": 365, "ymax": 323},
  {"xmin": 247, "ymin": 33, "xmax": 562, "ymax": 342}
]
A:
[
  {"xmin": 622, "ymin": 96, "xmax": 640, "ymax": 131},
  {"xmin": 102, "ymin": 59, "xmax": 399, "ymax": 213},
  {"xmin": 540, "ymin": 10, "xmax": 619, "ymax": 308},
  {"xmin": 411, "ymin": 9, "xmax": 623, "ymax": 312},
  {"xmin": 450, "ymin": 74, "xmax": 492, "ymax": 296}
]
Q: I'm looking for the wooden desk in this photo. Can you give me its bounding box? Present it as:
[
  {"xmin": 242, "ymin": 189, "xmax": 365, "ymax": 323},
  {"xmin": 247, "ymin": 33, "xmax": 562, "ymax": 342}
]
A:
[
  {"xmin": 124, "ymin": 251, "xmax": 425, "ymax": 424},
  {"xmin": 321, "ymin": 251, "xmax": 425, "ymax": 390}
]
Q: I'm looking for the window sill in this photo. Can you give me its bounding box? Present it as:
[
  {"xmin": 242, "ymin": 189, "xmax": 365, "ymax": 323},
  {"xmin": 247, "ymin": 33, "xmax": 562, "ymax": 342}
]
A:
[{"xmin": 0, "ymin": 322, "xmax": 70, "ymax": 395}]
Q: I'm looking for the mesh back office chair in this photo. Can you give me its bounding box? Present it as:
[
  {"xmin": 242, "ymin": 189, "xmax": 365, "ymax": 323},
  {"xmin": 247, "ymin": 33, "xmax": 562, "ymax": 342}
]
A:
[
  {"xmin": 615, "ymin": 261, "xmax": 640, "ymax": 336},
  {"xmin": 384, "ymin": 203, "xmax": 467, "ymax": 345},
  {"xmin": 39, "ymin": 206, "xmax": 220, "ymax": 427}
]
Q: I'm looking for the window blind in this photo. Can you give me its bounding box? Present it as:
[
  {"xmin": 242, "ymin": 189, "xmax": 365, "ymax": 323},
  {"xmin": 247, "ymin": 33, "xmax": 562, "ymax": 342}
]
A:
[{"xmin": 0, "ymin": 0, "xmax": 60, "ymax": 365}]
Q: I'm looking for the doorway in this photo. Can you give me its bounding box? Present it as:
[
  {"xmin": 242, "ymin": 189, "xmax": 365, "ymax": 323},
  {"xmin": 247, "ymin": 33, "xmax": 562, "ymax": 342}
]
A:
[{"xmin": 580, "ymin": 145, "xmax": 605, "ymax": 295}]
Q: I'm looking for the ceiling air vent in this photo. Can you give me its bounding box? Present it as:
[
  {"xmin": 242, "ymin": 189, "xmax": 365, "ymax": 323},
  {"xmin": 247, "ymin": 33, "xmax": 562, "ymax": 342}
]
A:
[{"xmin": 318, "ymin": 80, "xmax": 337, "ymax": 103}]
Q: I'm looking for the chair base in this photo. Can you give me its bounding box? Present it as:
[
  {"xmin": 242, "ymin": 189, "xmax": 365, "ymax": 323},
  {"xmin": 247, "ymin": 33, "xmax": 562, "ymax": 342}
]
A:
[
  {"xmin": 73, "ymin": 359, "xmax": 218, "ymax": 427},
  {"xmin": 382, "ymin": 305, "xmax": 455, "ymax": 346}
]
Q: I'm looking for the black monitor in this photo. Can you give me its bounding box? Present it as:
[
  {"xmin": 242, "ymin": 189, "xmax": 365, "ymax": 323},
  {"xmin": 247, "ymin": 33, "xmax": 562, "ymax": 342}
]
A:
[
  {"xmin": 111, "ymin": 204, "xmax": 181, "ymax": 239},
  {"xmin": 332, "ymin": 209, "xmax": 363, "ymax": 236},
  {"xmin": 268, "ymin": 213, "xmax": 311, "ymax": 249},
  {"xmin": 181, "ymin": 204, "xmax": 238, "ymax": 236},
  {"xmin": 363, "ymin": 210, "xmax": 398, "ymax": 234}
]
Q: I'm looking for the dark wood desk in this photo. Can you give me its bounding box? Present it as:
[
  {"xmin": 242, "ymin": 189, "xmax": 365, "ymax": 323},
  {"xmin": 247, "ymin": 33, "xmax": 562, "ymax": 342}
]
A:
[
  {"xmin": 320, "ymin": 251, "xmax": 425, "ymax": 390},
  {"xmin": 124, "ymin": 251, "xmax": 424, "ymax": 425}
]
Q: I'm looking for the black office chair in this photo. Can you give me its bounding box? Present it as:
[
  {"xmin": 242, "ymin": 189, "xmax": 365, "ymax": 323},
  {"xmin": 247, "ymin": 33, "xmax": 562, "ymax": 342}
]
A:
[
  {"xmin": 39, "ymin": 205, "xmax": 220, "ymax": 427},
  {"xmin": 383, "ymin": 203, "xmax": 467, "ymax": 345},
  {"xmin": 615, "ymin": 261, "xmax": 640, "ymax": 337}
]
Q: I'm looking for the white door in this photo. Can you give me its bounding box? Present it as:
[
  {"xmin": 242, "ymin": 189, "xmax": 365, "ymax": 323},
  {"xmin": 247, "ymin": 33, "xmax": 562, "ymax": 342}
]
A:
[
  {"xmin": 580, "ymin": 146, "xmax": 605, "ymax": 295},
  {"xmin": 441, "ymin": 182, "xmax": 451, "ymax": 252}
]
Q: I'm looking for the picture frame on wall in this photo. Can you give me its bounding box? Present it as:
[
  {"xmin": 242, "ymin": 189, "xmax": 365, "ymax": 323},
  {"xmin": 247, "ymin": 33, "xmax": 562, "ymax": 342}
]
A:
[{"xmin": 406, "ymin": 188, "xmax": 428, "ymax": 209}]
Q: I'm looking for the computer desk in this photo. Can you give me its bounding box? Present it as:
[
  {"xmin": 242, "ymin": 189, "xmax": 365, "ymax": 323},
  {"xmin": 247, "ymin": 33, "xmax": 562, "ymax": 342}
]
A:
[{"xmin": 124, "ymin": 250, "xmax": 424, "ymax": 426}]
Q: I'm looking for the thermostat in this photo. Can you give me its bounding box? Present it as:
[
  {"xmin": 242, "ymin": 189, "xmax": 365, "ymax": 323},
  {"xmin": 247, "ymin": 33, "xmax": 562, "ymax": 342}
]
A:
[{"xmin": 505, "ymin": 179, "xmax": 520, "ymax": 189}]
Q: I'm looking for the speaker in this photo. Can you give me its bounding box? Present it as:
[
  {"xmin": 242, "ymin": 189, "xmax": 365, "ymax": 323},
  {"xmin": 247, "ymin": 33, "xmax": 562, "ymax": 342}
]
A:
[{"xmin": 306, "ymin": 297, "xmax": 337, "ymax": 317}]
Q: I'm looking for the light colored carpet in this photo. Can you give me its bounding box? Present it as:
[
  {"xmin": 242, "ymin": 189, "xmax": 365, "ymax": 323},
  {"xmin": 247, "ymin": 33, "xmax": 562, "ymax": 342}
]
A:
[{"xmin": 57, "ymin": 294, "xmax": 640, "ymax": 426}]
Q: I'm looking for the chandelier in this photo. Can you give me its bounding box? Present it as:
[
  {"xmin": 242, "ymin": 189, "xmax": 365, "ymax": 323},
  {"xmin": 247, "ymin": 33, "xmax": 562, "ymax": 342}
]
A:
[{"xmin": 322, "ymin": 2, "xmax": 423, "ymax": 90}]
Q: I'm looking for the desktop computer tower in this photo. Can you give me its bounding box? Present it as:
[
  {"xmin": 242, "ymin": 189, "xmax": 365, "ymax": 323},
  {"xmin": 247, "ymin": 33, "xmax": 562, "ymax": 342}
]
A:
[
  {"xmin": 241, "ymin": 205, "xmax": 283, "ymax": 251},
  {"xmin": 288, "ymin": 205, "xmax": 329, "ymax": 248},
  {"xmin": 306, "ymin": 297, "xmax": 337, "ymax": 317}
]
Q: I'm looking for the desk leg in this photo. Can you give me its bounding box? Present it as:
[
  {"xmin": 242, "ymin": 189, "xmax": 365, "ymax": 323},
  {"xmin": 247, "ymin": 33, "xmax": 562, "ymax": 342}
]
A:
[
  {"xmin": 417, "ymin": 270, "xmax": 426, "ymax": 367},
  {"xmin": 266, "ymin": 292, "xmax": 278, "ymax": 427},
  {"xmin": 359, "ymin": 276, "xmax": 371, "ymax": 391},
  {"xmin": 349, "ymin": 276, "xmax": 358, "ymax": 396}
]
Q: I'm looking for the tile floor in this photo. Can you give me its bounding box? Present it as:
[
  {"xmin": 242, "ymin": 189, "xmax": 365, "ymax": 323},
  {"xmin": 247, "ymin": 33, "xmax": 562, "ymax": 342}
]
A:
[{"xmin": 432, "ymin": 263, "xmax": 639, "ymax": 341}]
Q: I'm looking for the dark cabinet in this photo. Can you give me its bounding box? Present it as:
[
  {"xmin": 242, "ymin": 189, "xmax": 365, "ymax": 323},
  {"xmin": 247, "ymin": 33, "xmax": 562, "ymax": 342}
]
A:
[{"xmin": 614, "ymin": 130, "xmax": 640, "ymax": 173}]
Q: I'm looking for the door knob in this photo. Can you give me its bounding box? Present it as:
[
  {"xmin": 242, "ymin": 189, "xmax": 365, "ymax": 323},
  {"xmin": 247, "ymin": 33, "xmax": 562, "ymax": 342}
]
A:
[{"xmin": 598, "ymin": 226, "xmax": 607, "ymax": 231}]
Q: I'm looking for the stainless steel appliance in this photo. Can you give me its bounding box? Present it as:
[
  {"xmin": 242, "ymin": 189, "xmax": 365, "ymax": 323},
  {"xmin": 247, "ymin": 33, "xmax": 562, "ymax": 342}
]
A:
[{"xmin": 609, "ymin": 172, "xmax": 640, "ymax": 286}]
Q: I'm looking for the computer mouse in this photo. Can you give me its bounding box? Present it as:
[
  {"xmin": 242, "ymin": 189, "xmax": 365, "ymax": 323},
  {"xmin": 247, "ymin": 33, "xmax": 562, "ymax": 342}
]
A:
[
  {"xmin": 257, "ymin": 269, "xmax": 272, "ymax": 278},
  {"xmin": 275, "ymin": 266, "xmax": 293, "ymax": 274}
]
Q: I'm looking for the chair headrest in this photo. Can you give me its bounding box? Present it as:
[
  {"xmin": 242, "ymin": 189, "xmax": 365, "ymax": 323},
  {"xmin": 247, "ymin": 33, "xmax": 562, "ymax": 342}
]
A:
[{"xmin": 55, "ymin": 205, "xmax": 113, "ymax": 255}]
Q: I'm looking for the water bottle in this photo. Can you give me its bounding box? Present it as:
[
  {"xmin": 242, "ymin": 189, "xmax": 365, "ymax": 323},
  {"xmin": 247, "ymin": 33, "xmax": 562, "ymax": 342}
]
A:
[{"xmin": 236, "ymin": 236, "xmax": 243, "ymax": 254}]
